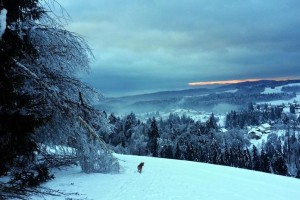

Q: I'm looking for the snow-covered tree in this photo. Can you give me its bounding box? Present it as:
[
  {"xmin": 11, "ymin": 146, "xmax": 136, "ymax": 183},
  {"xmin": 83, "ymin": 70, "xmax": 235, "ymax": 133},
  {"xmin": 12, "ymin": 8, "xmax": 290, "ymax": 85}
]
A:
[
  {"xmin": 252, "ymin": 145, "xmax": 261, "ymax": 171},
  {"xmin": 260, "ymin": 148, "xmax": 270, "ymax": 173},
  {"xmin": 1, "ymin": 0, "xmax": 48, "ymax": 181},
  {"xmin": 0, "ymin": 0, "xmax": 119, "ymax": 188},
  {"xmin": 271, "ymin": 152, "xmax": 288, "ymax": 176},
  {"xmin": 148, "ymin": 117, "xmax": 159, "ymax": 157}
]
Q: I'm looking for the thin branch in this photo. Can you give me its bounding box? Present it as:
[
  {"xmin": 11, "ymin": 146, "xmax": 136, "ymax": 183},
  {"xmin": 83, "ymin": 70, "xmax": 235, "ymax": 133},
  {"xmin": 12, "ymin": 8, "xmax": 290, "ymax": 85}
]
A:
[
  {"xmin": 0, "ymin": 182, "xmax": 84, "ymax": 200},
  {"xmin": 13, "ymin": 59, "xmax": 39, "ymax": 79}
]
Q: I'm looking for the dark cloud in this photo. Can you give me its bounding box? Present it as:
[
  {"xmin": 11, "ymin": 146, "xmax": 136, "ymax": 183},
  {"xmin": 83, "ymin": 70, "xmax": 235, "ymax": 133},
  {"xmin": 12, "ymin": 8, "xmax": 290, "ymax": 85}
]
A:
[{"xmin": 58, "ymin": 0, "xmax": 300, "ymax": 96}]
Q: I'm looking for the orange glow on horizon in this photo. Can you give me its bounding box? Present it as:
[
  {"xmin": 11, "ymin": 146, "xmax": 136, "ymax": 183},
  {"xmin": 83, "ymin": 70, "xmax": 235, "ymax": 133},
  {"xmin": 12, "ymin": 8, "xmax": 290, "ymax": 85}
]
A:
[{"xmin": 188, "ymin": 77, "xmax": 300, "ymax": 86}]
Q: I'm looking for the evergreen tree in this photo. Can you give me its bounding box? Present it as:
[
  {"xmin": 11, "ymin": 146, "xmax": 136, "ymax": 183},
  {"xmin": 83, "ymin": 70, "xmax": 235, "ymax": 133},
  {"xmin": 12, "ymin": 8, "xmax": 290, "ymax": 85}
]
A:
[
  {"xmin": 229, "ymin": 147, "xmax": 238, "ymax": 167},
  {"xmin": 174, "ymin": 142, "xmax": 181, "ymax": 160},
  {"xmin": 207, "ymin": 113, "xmax": 218, "ymax": 131},
  {"xmin": 290, "ymin": 104, "xmax": 296, "ymax": 114},
  {"xmin": 210, "ymin": 139, "xmax": 219, "ymax": 164},
  {"xmin": 0, "ymin": 0, "xmax": 47, "ymax": 181},
  {"xmin": 223, "ymin": 142, "xmax": 231, "ymax": 166},
  {"xmin": 236, "ymin": 147, "xmax": 244, "ymax": 168},
  {"xmin": 252, "ymin": 145, "xmax": 261, "ymax": 171},
  {"xmin": 272, "ymin": 152, "xmax": 288, "ymax": 176},
  {"xmin": 243, "ymin": 148, "xmax": 252, "ymax": 169},
  {"xmin": 124, "ymin": 112, "xmax": 137, "ymax": 139},
  {"xmin": 148, "ymin": 117, "xmax": 159, "ymax": 157},
  {"xmin": 260, "ymin": 148, "xmax": 270, "ymax": 173},
  {"xmin": 248, "ymin": 102, "xmax": 254, "ymax": 111},
  {"xmin": 282, "ymin": 114, "xmax": 289, "ymax": 125},
  {"xmin": 160, "ymin": 145, "xmax": 173, "ymax": 159},
  {"xmin": 1, "ymin": 0, "xmax": 119, "ymax": 191},
  {"xmin": 185, "ymin": 143, "xmax": 195, "ymax": 161}
]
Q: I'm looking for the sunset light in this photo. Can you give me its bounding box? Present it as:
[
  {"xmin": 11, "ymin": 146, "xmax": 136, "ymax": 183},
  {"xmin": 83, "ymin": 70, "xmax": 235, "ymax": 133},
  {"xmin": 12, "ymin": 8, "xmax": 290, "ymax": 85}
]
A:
[{"xmin": 188, "ymin": 77, "xmax": 300, "ymax": 86}]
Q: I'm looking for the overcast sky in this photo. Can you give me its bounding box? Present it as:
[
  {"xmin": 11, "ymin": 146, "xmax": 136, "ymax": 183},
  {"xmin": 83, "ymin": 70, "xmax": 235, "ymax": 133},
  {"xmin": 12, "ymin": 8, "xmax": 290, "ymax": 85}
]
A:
[{"xmin": 57, "ymin": 0, "xmax": 300, "ymax": 97}]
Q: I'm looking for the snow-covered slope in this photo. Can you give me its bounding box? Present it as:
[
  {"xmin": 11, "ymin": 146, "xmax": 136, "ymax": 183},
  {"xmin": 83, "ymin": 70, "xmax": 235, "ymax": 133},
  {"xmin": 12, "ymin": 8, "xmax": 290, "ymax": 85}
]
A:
[
  {"xmin": 261, "ymin": 83, "xmax": 300, "ymax": 94},
  {"xmin": 32, "ymin": 154, "xmax": 300, "ymax": 200}
]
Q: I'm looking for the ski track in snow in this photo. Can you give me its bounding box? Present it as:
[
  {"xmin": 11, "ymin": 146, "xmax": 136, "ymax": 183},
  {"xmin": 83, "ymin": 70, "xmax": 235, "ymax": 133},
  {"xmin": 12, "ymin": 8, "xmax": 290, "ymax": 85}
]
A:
[{"xmin": 30, "ymin": 154, "xmax": 300, "ymax": 200}]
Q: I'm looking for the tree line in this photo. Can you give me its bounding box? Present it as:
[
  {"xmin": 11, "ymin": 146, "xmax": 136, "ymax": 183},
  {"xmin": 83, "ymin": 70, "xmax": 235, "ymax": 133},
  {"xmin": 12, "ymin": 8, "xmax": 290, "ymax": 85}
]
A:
[
  {"xmin": 104, "ymin": 105, "xmax": 300, "ymax": 178},
  {"xmin": 129, "ymin": 92, "xmax": 296, "ymax": 112}
]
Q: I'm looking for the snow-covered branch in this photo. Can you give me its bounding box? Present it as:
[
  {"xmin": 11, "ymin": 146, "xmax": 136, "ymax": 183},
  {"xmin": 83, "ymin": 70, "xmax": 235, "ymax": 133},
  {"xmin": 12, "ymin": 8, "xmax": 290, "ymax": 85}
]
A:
[
  {"xmin": 1, "ymin": 2, "xmax": 119, "ymax": 194},
  {"xmin": 13, "ymin": 59, "xmax": 39, "ymax": 79},
  {"xmin": 78, "ymin": 116, "xmax": 112, "ymax": 153}
]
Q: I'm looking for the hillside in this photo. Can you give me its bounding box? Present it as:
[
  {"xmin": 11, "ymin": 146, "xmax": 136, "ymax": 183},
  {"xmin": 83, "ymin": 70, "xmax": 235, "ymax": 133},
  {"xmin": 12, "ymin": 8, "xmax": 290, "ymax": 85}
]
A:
[
  {"xmin": 98, "ymin": 79, "xmax": 300, "ymax": 113},
  {"xmin": 31, "ymin": 154, "xmax": 300, "ymax": 200}
]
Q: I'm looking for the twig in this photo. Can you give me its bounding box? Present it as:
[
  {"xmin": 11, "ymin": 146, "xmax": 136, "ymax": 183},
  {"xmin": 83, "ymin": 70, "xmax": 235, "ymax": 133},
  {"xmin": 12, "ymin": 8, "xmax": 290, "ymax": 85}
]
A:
[{"xmin": 0, "ymin": 183, "xmax": 84, "ymax": 200}]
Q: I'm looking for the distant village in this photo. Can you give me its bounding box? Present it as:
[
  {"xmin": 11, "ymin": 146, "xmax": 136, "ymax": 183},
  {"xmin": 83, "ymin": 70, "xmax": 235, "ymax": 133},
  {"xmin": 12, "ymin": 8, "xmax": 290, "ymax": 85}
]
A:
[{"xmin": 248, "ymin": 102, "xmax": 300, "ymax": 139}]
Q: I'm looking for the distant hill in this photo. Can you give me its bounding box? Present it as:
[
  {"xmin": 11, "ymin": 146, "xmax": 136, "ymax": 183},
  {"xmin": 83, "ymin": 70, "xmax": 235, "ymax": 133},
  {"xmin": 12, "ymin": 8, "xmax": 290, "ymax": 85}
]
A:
[
  {"xmin": 111, "ymin": 87, "xmax": 211, "ymax": 101},
  {"xmin": 97, "ymin": 79, "xmax": 300, "ymax": 113},
  {"xmin": 217, "ymin": 79, "xmax": 300, "ymax": 90}
]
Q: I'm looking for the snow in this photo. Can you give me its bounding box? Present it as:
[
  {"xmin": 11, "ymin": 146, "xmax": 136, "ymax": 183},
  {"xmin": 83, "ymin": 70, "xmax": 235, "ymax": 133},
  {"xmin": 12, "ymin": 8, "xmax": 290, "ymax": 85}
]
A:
[
  {"xmin": 262, "ymin": 86, "xmax": 283, "ymax": 94},
  {"xmin": 286, "ymin": 83, "xmax": 300, "ymax": 87},
  {"xmin": 249, "ymin": 129, "xmax": 286, "ymax": 149},
  {"xmin": 262, "ymin": 83, "xmax": 300, "ymax": 95},
  {"xmin": 260, "ymin": 94, "xmax": 300, "ymax": 105},
  {"xmin": 140, "ymin": 109, "xmax": 226, "ymax": 127},
  {"xmin": 261, "ymin": 83, "xmax": 300, "ymax": 94},
  {"xmin": 0, "ymin": 8, "xmax": 7, "ymax": 39},
  {"xmin": 261, "ymin": 123, "xmax": 271, "ymax": 129},
  {"xmin": 30, "ymin": 153, "xmax": 300, "ymax": 200},
  {"xmin": 259, "ymin": 83, "xmax": 300, "ymax": 105},
  {"xmin": 261, "ymin": 83, "xmax": 300, "ymax": 105},
  {"xmin": 250, "ymin": 133, "xmax": 268, "ymax": 148},
  {"xmin": 216, "ymin": 89, "xmax": 238, "ymax": 94}
]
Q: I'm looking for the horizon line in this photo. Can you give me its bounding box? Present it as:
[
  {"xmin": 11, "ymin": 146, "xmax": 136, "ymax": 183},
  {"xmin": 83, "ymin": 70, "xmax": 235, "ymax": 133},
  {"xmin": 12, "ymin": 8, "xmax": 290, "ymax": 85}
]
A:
[{"xmin": 188, "ymin": 77, "xmax": 300, "ymax": 86}]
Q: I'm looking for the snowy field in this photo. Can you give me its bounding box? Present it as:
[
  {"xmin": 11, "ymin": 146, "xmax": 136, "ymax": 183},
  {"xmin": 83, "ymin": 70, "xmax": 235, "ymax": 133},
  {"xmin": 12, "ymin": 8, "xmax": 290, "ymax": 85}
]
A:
[
  {"xmin": 30, "ymin": 154, "xmax": 300, "ymax": 200},
  {"xmin": 259, "ymin": 93, "xmax": 300, "ymax": 106},
  {"xmin": 137, "ymin": 109, "xmax": 226, "ymax": 127},
  {"xmin": 261, "ymin": 83, "xmax": 300, "ymax": 94},
  {"xmin": 260, "ymin": 83, "xmax": 300, "ymax": 105},
  {"xmin": 261, "ymin": 94, "xmax": 300, "ymax": 106},
  {"xmin": 160, "ymin": 109, "xmax": 226, "ymax": 124}
]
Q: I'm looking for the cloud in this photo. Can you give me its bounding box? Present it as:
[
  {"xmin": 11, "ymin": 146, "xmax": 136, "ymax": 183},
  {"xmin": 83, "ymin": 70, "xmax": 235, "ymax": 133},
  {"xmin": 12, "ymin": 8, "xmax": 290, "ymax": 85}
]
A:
[{"xmin": 57, "ymin": 0, "xmax": 300, "ymax": 96}]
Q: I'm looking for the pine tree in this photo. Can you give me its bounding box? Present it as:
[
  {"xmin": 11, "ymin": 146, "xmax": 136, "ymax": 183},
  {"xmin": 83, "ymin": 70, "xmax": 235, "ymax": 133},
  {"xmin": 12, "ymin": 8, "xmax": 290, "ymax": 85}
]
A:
[
  {"xmin": 1, "ymin": 0, "xmax": 119, "ymax": 190},
  {"xmin": 260, "ymin": 148, "xmax": 270, "ymax": 173},
  {"xmin": 252, "ymin": 145, "xmax": 261, "ymax": 171},
  {"xmin": 0, "ymin": 0, "xmax": 46, "ymax": 180},
  {"xmin": 248, "ymin": 102, "xmax": 254, "ymax": 111},
  {"xmin": 185, "ymin": 143, "xmax": 195, "ymax": 161},
  {"xmin": 290, "ymin": 104, "xmax": 296, "ymax": 114},
  {"xmin": 242, "ymin": 148, "xmax": 251, "ymax": 169},
  {"xmin": 124, "ymin": 112, "xmax": 137, "ymax": 139},
  {"xmin": 206, "ymin": 113, "xmax": 218, "ymax": 131},
  {"xmin": 148, "ymin": 117, "xmax": 159, "ymax": 157},
  {"xmin": 223, "ymin": 142, "xmax": 231, "ymax": 166},
  {"xmin": 210, "ymin": 139, "xmax": 219, "ymax": 164},
  {"xmin": 160, "ymin": 145, "xmax": 173, "ymax": 159},
  {"xmin": 272, "ymin": 152, "xmax": 288, "ymax": 176},
  {"xmin": 236, "ymin": 147, "xmax": 244, "ymax": 168},
  {"xmin": 174, "ymin": 142, "xmax": 181, "ymax": 160}
]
